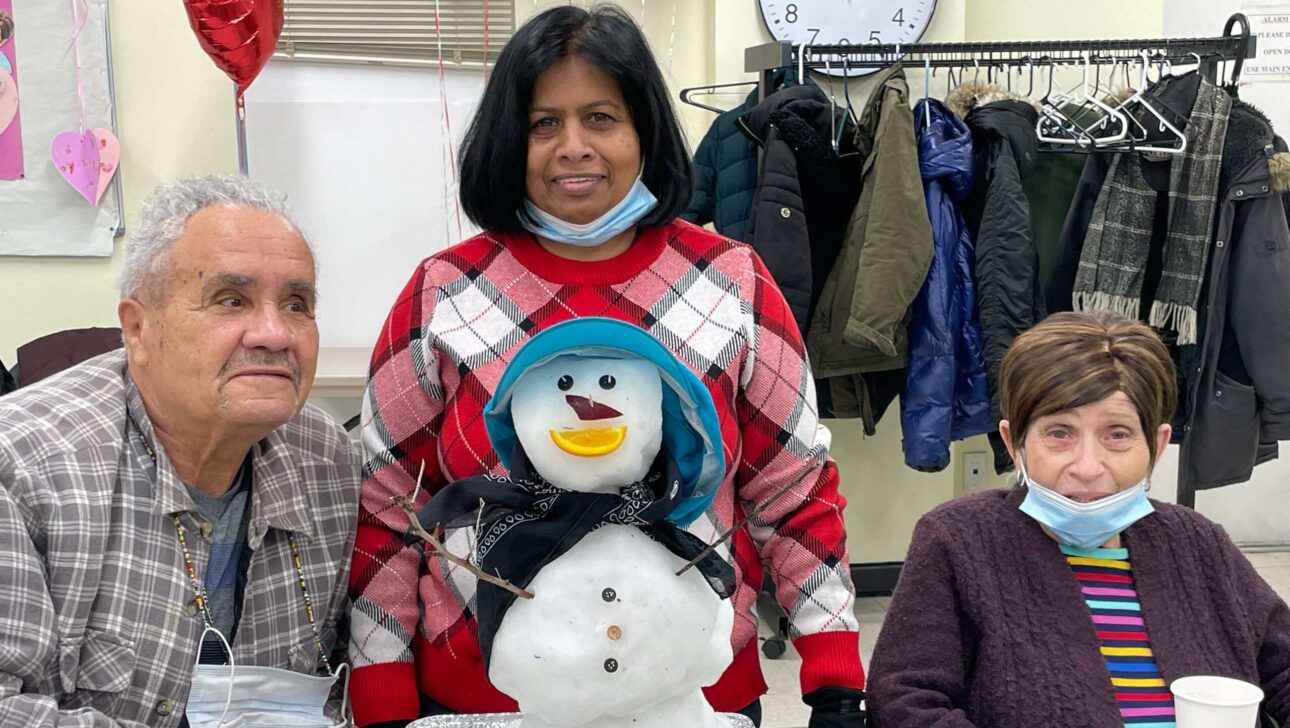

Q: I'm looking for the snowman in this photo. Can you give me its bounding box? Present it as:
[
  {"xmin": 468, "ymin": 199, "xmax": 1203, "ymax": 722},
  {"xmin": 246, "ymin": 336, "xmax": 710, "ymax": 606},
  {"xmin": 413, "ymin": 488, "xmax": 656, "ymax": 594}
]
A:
[{"xmin": 416, "ymin": 317, "xmax": 744, "ymax": 728}]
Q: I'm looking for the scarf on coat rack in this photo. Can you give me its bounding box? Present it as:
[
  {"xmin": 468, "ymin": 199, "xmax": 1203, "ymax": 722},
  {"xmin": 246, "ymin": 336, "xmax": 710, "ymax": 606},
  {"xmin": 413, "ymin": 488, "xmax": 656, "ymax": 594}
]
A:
[
  {"xmin": 413, "ymin": 448, "xmax": 736, "ymax": 667},
  {"xmin": 1072, "ymin": 76, "xmax": 1231, "ymax": 345}
]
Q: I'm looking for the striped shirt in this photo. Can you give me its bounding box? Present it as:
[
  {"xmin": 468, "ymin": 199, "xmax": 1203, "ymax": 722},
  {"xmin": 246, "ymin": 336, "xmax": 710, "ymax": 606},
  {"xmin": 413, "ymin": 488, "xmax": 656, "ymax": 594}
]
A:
[{"xmin": 1062, "ymin": 544, "xmax": 1177, "ymax": 728}]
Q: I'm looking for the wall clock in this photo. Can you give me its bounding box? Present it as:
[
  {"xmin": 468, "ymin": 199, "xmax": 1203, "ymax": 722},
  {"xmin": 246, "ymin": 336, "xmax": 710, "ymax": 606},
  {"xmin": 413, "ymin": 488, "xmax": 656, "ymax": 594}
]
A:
[{"xmin": 758, "ymin": 0, "xmax": 938, "ymax": 77}]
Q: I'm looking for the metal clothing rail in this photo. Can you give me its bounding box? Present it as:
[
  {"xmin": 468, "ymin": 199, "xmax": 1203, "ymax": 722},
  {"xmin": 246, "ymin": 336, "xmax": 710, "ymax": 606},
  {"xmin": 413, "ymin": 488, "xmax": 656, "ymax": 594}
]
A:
[
  {"xmin": 745, "ymin": 13, "xmax": 1256, "ymax": 92},
  {"xmin": 733, "ymin": 15, "xmax": 1258, "ymax": 599}
]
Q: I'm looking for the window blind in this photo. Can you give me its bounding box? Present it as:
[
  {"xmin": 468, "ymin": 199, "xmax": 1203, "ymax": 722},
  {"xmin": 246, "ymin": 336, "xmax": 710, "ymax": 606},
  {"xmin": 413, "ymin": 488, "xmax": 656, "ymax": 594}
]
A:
[{"xmin": 277, "ymin": 1, "xmax": 515, "ymax": 68}]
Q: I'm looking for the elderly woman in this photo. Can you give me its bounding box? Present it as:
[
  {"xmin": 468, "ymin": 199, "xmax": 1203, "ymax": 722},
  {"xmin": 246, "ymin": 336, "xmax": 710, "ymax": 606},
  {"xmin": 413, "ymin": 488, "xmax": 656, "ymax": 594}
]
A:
[
  {"xmin": 347, "ymin": 5, "xmax": 865, "ymax": 728},
  {"xmin": 867, "ymin": 311, "xmax": 1290, "ymax": 728}
]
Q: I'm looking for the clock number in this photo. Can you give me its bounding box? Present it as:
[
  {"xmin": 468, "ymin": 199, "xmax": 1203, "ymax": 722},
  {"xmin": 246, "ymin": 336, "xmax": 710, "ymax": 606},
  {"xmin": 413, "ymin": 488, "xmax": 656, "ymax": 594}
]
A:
[
  {"xmin": 869, "ymin": 30, "xmax": 882, "ymax": 43},
  {"xmin": 892, "ymin": 8, "xmax": 905, "ymax": 24},
  {"xmin": 785, "ymin": 3, "xmax": 798, "ymax": 23},
  {"xmin": 808, "ymin": 28, "xmax": 821, "ymax": 44}
]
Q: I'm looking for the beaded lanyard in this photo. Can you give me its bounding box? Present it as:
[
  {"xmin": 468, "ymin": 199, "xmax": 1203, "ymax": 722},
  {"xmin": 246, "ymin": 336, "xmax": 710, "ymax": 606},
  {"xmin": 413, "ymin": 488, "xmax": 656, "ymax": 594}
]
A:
[{"xmin": 132, "ymin": 422, "xmax": 334, "ymax": 674}]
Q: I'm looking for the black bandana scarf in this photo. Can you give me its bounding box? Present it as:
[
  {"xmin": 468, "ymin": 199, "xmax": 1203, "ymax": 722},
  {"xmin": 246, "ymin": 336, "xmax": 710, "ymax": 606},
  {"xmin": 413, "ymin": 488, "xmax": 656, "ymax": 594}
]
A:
[{"xmin": 413, "ymin": 449, "xmax": 736, "ymax": 667}]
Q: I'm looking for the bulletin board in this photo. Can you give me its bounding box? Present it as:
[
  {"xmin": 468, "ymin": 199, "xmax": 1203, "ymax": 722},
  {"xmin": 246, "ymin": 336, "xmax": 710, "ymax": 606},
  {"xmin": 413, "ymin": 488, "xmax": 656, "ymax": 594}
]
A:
[{"xmin": 0, "ymin": 0, "xmax": 122, "ymax": 257}]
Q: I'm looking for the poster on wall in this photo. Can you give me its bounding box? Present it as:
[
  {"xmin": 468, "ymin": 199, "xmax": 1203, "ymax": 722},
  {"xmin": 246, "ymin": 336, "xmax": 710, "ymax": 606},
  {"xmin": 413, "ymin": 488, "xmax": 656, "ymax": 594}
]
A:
[
  {"xmin": 0, "ymin": 0, "xmax": 120, "ymax": 256},
  {"xmin": 1243, "ymin": 2, "xmax": 1290, "ymax": 82},
  {"xmin": 0, "ymin": 0, "xmax": 23, "ymax": 180}
]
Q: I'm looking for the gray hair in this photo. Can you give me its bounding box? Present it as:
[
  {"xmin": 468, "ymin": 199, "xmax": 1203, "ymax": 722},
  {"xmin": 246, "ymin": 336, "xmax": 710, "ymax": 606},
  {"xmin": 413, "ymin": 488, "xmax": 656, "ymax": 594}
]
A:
[{"xmin": 118, "ymin": 175, "xmax": 307, "ymax": 300}]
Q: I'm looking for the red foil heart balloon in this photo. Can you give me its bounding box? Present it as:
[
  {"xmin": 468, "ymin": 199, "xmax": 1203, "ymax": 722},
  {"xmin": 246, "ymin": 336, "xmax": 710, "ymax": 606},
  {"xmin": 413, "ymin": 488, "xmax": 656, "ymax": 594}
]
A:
[{"xmin": 182, "ymin": 0, "xmax": 284, "ymax": 96}]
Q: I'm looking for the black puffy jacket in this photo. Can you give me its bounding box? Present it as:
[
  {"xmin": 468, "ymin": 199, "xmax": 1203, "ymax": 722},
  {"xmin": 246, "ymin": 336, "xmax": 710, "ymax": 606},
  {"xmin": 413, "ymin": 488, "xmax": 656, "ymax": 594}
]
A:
[
  {"xmin": 959, "ymin": 98, "xmax": 1042, "ymax": 473},
  {"xmin": 739, "ymin": 84, "xmax": 862, "ymax": 337}
]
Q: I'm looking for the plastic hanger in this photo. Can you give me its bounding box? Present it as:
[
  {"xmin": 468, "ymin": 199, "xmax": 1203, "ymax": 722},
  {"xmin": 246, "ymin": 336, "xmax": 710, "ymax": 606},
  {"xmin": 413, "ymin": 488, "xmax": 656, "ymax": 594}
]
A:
[
  {"xmin": 1037, "ymin": 56, "xmax": 1094, "ymax": 148},
  {"xmin": 824, "ymin": 54, "xmax": 840, "ymax": 153},
  {"xmin": 1078, "ymin": 53, "xmax": 1130, "ymax": 141},
  {"xmin": 679, "ymin": 81, "xmax": 759, "ymax": 114},
  {"xmin": 923, "ymin": 55, "xmax": 932, "ymax": 127},
  {"xmin": 832, "ymin": 54, "xmax": 860, "ymax": 155},
  {"xmin": 1038, "ymin": 52, "xmax": 1129, "ymax": 149},
  {"xmin": 1111, "ymin": 50, "xmax": 1186, "ymax": 155},
  {"xmin": 798, "ymin": 42, "xmax": 809, "ymax": 88}
]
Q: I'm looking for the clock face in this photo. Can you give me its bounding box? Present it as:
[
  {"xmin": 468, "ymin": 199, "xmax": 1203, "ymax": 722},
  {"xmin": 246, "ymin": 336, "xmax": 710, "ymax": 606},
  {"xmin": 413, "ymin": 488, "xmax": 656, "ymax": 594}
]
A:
[{"xmin": 759, "ymin": 0, "xmax": 938, "ymax": 77}]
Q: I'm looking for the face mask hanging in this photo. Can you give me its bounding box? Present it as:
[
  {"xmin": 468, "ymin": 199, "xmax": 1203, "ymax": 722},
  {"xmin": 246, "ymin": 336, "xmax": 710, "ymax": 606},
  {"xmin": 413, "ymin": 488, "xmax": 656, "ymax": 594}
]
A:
[
  {"xmin": 184, "ymin": 623, "xmax": 350, "ymax": 728},
  {"xmin": 519, "ymin": 168, "xmax": 659, "ymax": 248},
  {"xmin": 1015, "ymin": 451, "xmax": 1155, "ymax": 550}
]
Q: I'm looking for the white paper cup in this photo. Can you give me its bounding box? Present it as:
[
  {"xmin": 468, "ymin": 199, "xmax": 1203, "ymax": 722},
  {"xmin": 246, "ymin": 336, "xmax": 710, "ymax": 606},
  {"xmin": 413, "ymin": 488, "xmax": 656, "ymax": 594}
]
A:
[{"xmin": 1171, "ymin": 675, "xmax": 1264, "ymax": 728}]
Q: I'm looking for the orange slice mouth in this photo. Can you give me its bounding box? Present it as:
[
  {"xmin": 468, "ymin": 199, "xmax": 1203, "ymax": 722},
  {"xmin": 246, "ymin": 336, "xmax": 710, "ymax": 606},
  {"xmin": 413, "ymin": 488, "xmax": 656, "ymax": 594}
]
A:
[{"xmin": 549, "ymin": 426, "xmax": 627, "ymax": 457}]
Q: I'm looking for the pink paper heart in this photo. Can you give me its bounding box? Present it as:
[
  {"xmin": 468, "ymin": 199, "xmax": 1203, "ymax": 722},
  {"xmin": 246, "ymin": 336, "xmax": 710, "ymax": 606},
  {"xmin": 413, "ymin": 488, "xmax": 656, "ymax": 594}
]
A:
[
  {"xmin": 51, "ymin": 130, "xmax": 100, "ymax": 205},
  {"xmin": 0, "ymin": 69, "xmax": 17, "ymax": 135},
  {"xmin": 90, "ymin": 128, "xmax": 119, "ymax": 205}
]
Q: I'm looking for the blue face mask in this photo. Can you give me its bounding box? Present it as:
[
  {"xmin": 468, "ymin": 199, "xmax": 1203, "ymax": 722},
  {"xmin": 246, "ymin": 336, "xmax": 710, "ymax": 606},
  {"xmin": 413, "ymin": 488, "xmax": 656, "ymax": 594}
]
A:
[
  {"xmin": 519, "ymin": 172, "xmax": 658, "ymax": 248},
  {"xmin": 1016, "ymin": 452, "xmax": 1155, "ymax": 550}
]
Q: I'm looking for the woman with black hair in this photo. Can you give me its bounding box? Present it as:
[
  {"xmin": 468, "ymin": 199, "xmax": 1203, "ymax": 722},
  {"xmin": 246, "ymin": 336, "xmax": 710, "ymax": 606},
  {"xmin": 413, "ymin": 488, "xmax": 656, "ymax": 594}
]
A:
[{"xmin": 348, "ymin": 5, "xmax": 866, "ymax": 727}]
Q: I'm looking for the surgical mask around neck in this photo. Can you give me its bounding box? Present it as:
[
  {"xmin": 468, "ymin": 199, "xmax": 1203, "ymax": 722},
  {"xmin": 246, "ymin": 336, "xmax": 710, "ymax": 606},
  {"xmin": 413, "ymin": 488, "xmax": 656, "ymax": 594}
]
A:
[
  {"xmin": 519, "ymin": 170, "xmax": 658, "ymax": 247},
  {"xmin": 1016, "ymin": 452, "xmax": 1154, "ymax": 550},
  {"xmin": 185, "ymin": 624, "xmax": 349, "ymax": 728}
]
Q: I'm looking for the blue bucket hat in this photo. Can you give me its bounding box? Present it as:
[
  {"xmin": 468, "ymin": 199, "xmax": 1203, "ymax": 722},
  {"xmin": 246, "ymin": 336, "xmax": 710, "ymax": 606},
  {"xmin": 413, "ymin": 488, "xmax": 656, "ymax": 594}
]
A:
[{"xmin": 484, "ymin": 317, "xmax": 725, "ymax": 527}]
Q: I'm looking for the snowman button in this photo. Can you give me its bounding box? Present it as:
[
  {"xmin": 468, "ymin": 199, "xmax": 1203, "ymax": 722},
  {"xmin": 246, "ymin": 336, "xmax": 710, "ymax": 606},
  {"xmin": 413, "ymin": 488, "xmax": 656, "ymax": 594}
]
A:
[
  {"xmin": 601, "ymin": 588, "xmax": 617, "ymax": 602},
  {"xmin": 607, "ymin": 625, "xmax": 623, "ymax": 641},
  {"xmin": 604, "ymin": 658, "xmax": 619, "ymax": 673}
]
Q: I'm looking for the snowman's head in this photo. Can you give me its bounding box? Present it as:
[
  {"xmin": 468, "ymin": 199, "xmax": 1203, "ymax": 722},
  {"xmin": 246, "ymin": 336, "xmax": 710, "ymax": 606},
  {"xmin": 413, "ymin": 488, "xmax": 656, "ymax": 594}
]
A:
[
  {"xmin": 485, "ymin": 318, "xmax": 726, "ymax": 525},
  {"xmin": 510, "ymin": 356, "xmax": 663, "ymax": 493}
]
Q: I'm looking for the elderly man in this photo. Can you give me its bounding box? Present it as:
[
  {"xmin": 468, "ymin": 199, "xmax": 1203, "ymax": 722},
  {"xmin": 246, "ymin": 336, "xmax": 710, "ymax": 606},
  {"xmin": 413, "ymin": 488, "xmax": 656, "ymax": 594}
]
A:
[{"xmin": 0, "ymin": 175, "xmax": 359, "ymax": 727}]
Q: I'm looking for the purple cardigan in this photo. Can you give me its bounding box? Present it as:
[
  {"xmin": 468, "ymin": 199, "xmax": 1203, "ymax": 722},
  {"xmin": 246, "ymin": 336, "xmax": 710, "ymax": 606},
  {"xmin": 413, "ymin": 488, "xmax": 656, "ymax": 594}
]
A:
[{"xmin": 867, "ymin": 487, "xmax": 1290, "ymax": 728}]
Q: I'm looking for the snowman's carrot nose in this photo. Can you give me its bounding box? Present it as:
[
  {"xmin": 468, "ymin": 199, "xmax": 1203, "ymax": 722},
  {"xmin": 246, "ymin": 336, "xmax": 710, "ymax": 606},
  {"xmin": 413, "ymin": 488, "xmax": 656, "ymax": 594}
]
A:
[{"xmin": 566, "ymin": 395, "xmax": 623, "ymax": 421}]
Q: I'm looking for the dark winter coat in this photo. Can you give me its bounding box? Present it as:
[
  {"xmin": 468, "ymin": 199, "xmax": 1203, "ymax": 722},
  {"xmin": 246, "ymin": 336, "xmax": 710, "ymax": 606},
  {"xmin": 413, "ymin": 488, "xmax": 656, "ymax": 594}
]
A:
[
  {"xmin": 901, "ymin": 99, "xmax": 994, "ymax": 472},
  {"xmin": 682, "ymin": 89, "xmax": 760, "ymax": 242},
  {"xmin": 951, "ymin": 88, "xmax": 1042, "ymax": 474},
  {"xmin": 739, "ymin": 84, "xmax": 863, "ymax": 338},
  {"xmin": 1178, "ymin": 102, "xmax": 1290, "ymax": 496},
  {"xmin": 807, "ymin": 65, "xmax": 932, "ymax": 378},
  {"xmin": 1045, "ymin": 74, "xmax": 1290, "ymax": 494}
]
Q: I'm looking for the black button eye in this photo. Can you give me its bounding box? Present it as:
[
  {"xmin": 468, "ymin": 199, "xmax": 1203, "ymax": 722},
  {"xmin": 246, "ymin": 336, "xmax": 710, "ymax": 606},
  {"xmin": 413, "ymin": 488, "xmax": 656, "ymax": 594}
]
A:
[
  {"xmin": 557, "ymin": 375, "xmax": 574, "ymax": 391},
  {"xmin": 599, "ymin": 375, "xmax": 616, "ymax": 390}
]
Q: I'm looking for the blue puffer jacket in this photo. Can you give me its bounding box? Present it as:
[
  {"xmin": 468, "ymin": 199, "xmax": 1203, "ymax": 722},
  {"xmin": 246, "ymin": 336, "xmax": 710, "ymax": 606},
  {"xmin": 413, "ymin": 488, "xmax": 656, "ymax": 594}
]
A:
[{"xmin": 901, "ymin": 99, "xmax": 994, "ymax": 472}]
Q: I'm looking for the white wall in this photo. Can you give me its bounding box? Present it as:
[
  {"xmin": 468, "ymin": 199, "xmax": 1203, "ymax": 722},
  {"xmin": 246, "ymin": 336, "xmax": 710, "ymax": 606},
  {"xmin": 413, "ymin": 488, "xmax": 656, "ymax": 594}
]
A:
[{"xmin": 243, "ymin": 61, "xmax": 487, "ymax": 349}]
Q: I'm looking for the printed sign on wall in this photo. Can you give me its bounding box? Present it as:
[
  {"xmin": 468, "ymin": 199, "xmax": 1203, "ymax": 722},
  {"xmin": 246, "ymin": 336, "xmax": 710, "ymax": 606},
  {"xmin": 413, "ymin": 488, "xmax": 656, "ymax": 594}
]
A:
[{"xmin": 1243, "ymin": 3, "xmax": 1290, "ymax": 82}]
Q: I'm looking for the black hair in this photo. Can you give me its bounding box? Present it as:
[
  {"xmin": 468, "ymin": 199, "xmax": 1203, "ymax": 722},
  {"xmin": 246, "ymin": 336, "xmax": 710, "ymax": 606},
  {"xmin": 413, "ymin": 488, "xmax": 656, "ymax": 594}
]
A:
[{"xmin": 457, "ymin": 4, "xmax": 692, "ymax": 234}]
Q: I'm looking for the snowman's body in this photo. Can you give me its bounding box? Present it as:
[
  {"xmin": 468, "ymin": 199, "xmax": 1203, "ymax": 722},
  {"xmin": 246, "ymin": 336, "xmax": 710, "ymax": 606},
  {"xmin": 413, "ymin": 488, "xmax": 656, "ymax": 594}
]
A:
[
  {"xmin": 490, "ymin": 527, "xmax": 734, "ymax": 728},
  {"xmin": 485, "ymin": 356, "xmax": 736, "ymax": 728}
]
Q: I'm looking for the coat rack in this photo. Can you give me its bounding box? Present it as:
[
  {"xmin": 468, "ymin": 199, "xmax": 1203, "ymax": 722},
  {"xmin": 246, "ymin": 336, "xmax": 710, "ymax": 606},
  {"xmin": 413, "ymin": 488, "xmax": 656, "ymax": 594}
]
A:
[
  {"xmin": 725, "ymin": 14, "xmax": 1259, "ymax": 602},
  {"xmin": 745, "ymin": 13, "xmax": 1256, "ymax": 97}
]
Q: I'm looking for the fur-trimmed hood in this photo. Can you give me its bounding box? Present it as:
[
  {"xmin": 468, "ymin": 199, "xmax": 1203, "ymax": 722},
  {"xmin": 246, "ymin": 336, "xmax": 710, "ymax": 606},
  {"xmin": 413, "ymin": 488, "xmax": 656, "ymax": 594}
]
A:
[
  {"xmin": 945, "ymin": 81, "xmax": 1040, "ymax": 119},
  {"xmin": 1223, "ymin": 98, "xmax": 1290, "ymax": 192}
]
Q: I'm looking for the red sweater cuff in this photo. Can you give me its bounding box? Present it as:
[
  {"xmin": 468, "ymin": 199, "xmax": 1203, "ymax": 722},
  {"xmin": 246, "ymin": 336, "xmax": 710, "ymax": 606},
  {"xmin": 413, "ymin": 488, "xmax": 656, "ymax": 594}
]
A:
[
  {"xmin": 351, "ymin": 662, "xmax": 421, "ymax": 727},
  {"xmin": 794, "ymin": 630, "xmax": 865, "ymax": 695}
]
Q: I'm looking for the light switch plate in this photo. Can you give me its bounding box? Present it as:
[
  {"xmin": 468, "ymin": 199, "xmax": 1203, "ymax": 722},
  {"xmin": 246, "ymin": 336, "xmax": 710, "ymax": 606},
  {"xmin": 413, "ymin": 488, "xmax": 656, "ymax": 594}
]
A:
[{"xmin": 963, "ymin": 452, "xmax": 991, "ymax": 493}]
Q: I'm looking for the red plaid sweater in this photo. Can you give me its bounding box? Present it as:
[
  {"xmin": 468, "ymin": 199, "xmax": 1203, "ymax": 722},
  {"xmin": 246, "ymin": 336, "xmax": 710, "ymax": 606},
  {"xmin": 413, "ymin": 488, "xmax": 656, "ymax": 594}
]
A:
[{"xmin": 348, "ymin": 220, "xmax": 863, "ymax": 726}]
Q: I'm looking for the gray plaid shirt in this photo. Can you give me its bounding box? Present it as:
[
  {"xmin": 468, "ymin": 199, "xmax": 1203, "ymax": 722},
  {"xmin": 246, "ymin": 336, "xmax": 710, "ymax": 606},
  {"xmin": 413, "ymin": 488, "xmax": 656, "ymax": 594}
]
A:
[{"xmin": 0, "ymin": 350, "xmax": 360, "ymax": 726}]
